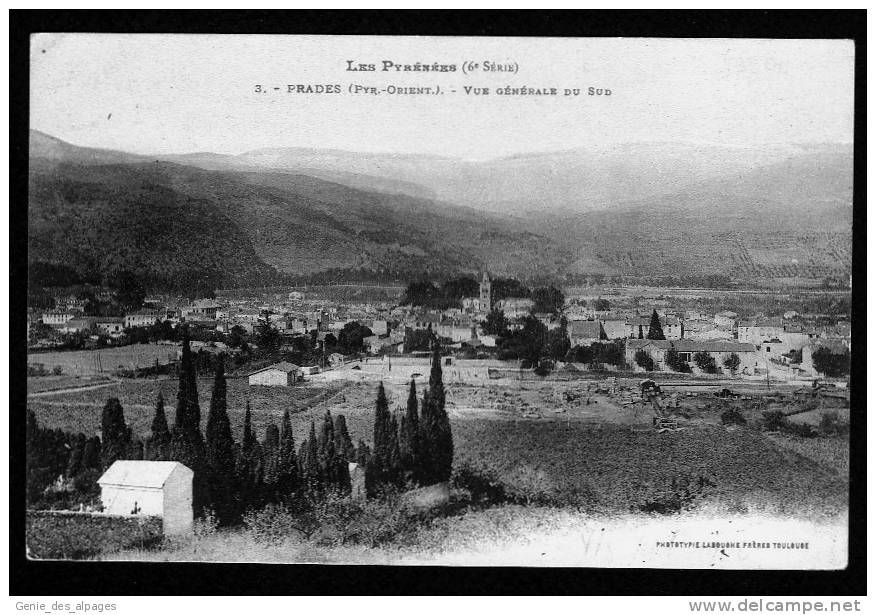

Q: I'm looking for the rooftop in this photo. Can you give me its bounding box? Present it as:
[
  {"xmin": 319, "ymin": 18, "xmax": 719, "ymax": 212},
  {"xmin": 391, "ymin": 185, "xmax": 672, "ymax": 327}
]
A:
[{"xmin": 98, "ymin": 460, "xmax": 191, "ymax": 488}]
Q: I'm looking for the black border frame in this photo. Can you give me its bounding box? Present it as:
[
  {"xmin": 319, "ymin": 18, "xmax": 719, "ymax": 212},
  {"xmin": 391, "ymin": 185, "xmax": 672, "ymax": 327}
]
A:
[{"xmin": 9, "ymin": 9, "xmax": 867, "ymax": 596}]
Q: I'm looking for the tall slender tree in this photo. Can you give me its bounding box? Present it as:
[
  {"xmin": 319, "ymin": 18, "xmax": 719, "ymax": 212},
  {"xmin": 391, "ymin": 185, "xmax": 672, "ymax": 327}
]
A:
[
  {"xmin": 100, "ymin": 397, "xmax": 130, "ymax": 470},
  {"xmin": 205, "ymin": 357, "xmax": 237, "ymax": 524},
  {"xmin": 647, "ymin": 310, "xmax": 666, "ymax": 340},
  {"xmin": 276, "ymin": 409, "xmax": 299, "ymax": 498},
  {"xmin": 333, "ymin": 414, "xmax": 355, "ymax": 462},
  {"xmin": 372, "ymin": 382, "xmax": 393, "ymax": 484},
  {"xmin": 148, "ymin": 392, "xmax": 171, "ymax": 460},
  {"xmin": 170, "ymin": 326, "xmax": 207, "ymax": 513},
  {"xmin": 420, "ymin": 345, "xmax": 454, "ymax": 483},
  {"xmin": 236, "ymin": 401, "xmax": 263, "ymax": 513}
]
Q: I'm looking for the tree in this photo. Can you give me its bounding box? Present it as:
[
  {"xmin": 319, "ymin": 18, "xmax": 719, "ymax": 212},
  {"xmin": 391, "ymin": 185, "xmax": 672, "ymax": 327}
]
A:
[
  {"xmin": 482, "ymin": 309, "xmax": 510, "ymax": 338},
  {"xmin": 544, "ymin": 319, "xmax": 571, "ymax": 361},
  {"xmin": 811, "ymin": 346, "xmax": 851, "ymax": 378},
  {"xmin": 531, "ymin": 286, "xmax": 564, "ymax": 314},
  {"xmin": 337, "ymin": 321, "xmax": 374, "ymax": 355},
  {"xmin": 300, "ymin": 420, "xmax": 321, "ymax": 492},
  {"xmin": 170, "ymin": 327, "xmax": 207, "ymax": 513},
  {"xmin": 100, "ymin": 398, "xmax": 130, "ymax": 470},
  {"xmin": 254, "ymin": 320, "xmax": 282, "ymax": 358},
  {"xmin": 665, "ymin": 347, "xmax": 691, "ymax": 373},
  {"xmin": 174, "ymin": 329, "xmax": 202, "ymax": 439},
  {"xmin": 371, "ymin": 382, "xmax": 394, "ymax": 485},
  {"xmin": 65, "ymin": 433, "xmax": 87, "ymax": 478},
  {"xmin": 276, "ymin": 409, "xmax": 299, "ymax": 498},
  {"xmin": 148, "ymin": 392, "xmax": 171, "ymax": 460},
  {"xmin": 420, "ymin": 345, "xmax": 453, "ymax": 484},
  {"xmin": 723, "ymin": 352, "xmax": 741, "ymax": 374},
  {"xmin": 634, "ymin": 349, "xmax": 655, "ymax": 371},
  {"xmin": 236, "ymin": 402, "xmax": 263, "ymax": 513},
  {"xmin": 693, "ymin": 351, "xmax": 717, "ymax": 374},
  {"xmin": 647, "ymin": 310, "xmax": 666, "ymax": 340},
  {"xmin": 205, "ymin": 357, "xmax": 237, "ymax": 524},
  {"xmin": 333, "ymin": 414, "xmax": 355, "ymax": 462},
  {"xmin": 107, "ymin": 270, "xmax": 145, "ymax": 311},
  {"xmin": 398, "ymin": 379, "xmax": 421, "ymax": 483}
]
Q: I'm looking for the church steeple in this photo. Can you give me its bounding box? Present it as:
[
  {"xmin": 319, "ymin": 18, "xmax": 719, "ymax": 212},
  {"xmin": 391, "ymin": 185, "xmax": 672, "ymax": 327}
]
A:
[{"xmin": 479, "ymin": 271, "xmax": 492, "ymax": 311}]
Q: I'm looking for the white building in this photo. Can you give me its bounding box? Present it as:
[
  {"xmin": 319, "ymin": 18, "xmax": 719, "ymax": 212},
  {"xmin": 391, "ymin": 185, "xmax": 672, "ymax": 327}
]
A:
[
  {"xmin": 98, "ymin": 460, "xmax": 193, "ymax": 535},
  {"xmin": 42, "ymin": 312, "xmax": 76, "ymax": 327},
  {"xmin": 124, "ymin": 310, "xmax": 161, "ymax": 329},
  {"xmin": 248, "ymin": 362, "xmax": 300, "ymax": 387}
]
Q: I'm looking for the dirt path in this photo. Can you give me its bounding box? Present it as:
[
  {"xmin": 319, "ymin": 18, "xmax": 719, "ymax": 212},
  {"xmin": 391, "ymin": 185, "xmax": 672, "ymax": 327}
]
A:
[{"xmin": 27, "ymin": 380, "xmax": 122, "ymax": 398}]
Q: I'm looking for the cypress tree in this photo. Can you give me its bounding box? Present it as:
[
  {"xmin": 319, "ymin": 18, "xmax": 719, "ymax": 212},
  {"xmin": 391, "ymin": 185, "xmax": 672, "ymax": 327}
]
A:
[
  {"xmin": 65, "ymin": 433, "xmax": 87, "ymax": 478},
  {"xmin": 421, "ymin": 345, "xmax": 453, "ymax": 483},
  {"xmin": 647, "ymin": 310, "xmax": 666, "ymax": 340},
  {"xmin": 149, "ymin": 392, "xmax": 171, "ymax": 460},
  {"xmin": 236, "ymin": 401, "xmax": 263, "ymax": 513},
  {"xmin": 205, "ymin": 357, "xmax": 237, "ymax": 524},
  {"xmin": 301, "ymin": 420, "xmax": 321, "ymax": 492},
  {"xmin": 387, "ymin": 413, "xmax": 402, "ymax": 486},
  {"xmin": 277, "ymin": 409, "xmax": 299, "ymax": 498},
  {"xmin": 400, "ymin": 378, "xmax": 421, "ymax": 483},
  {"xmin": 262, "ymin": 422, "xmax": 281, "ymax": 501},
  {"xmin": 100, "ymin": 398, "xmax": 130, "ymax": 470},
  {"xmin": 372, "ymin": 382, "xmax": 393, "ymax": 484},
  {"xmin": 82, "ymin": 436, "xmax": 102, "ymax": 470},
  {"xmin": 638, "ymin": 325, "xmax": 644, "ymax": 339},
  {"xmin": 170, "ymin": 327, "xmax": 207, "ymax": 514},
  {"xmin": 264, "ymin": 424, "xmax": 280, "ymax": 450},
  {"xmin": 333, "ymin": 414, "xmax": 355, "ymax": 462}
]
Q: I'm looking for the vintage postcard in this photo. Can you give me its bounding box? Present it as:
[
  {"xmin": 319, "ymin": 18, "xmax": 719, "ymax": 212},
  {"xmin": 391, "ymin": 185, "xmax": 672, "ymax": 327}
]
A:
[{"xmin": 24, "ymin": 33, "xmax": 853, "ymax": 569}]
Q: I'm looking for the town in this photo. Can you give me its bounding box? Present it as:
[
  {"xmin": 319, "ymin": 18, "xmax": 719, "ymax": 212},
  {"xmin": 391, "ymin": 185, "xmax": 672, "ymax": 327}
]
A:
[{"xmin": 27, "ymin": 272, "xmax": 851, "ymax": 385}]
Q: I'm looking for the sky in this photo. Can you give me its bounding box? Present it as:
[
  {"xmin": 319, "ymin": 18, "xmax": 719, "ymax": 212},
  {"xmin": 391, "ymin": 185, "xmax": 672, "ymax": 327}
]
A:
[{"xmin": 30, "ymin": 34, "xmax": 855, "ymax": 160}]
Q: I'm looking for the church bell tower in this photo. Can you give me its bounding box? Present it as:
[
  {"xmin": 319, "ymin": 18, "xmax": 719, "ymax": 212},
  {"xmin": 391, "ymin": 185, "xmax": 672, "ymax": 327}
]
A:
[{"xmin": 479, "ymin": 271, "xmax": 492, "ymax": 311}]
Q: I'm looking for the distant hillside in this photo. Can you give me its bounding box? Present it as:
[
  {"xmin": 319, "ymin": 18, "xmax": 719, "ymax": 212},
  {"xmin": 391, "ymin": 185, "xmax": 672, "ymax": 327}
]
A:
[
  {"xmin": 28, "ymin": 134, "xmax": 572, "ymax": 289},
  {"xmin": 27, "ymin": 131, "xmax": 853, "ymax": 288},
  {"xmin": 534, "ymin": 150, "xmax": 853, "ymax": 281}
]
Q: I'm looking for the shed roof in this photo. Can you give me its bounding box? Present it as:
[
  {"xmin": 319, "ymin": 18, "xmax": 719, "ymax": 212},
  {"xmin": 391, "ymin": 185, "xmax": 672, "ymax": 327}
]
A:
[
  {"xmin": 98, "ymin": 460, "xmax": 191, "ymax": 488},
  {"xmin": 569, "ymin": 320, "xmax": 604, "ymax": 339},
  {"xmin": 248, "ymin": 361, "xmax": 300, "ymax": 376}
]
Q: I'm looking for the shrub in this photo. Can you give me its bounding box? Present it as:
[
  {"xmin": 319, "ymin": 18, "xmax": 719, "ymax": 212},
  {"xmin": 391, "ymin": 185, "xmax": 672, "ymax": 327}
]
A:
[
  {"xmin": 665, "ymin": 348, "xmax": 691, "ymax": 373},
  {"xmin": 452, "ymin": 464, "xmax": 508, "ymax": 506},
  {"xmin": 634, "ymin": 349, "xmax": 655, "ymax": 371},
  {"xmin": 243, "ymin": 502, "xmax": 307, "ymax": 545},
  {"xmin": 52, "ymin": 365, "xmax": 63, "ymax": 376},
  {"xmin": 637, "ymin": 473, "xmax": 717, "ymax": 514},
  {"xmin": 26, "ymin": 511, "xmax": 162, "ymax": 559},
  {"xmin": 819, "ymin": 411, "xmax": 849, "ymax": 437},
  {"xmin": 761, "ymin": 410, "xmax": 787, "ymax": 432},
  {"xmin": 720, "ymin": 408, "xmax": 747, "ymax": 426},
  {"xmin": 693, "ymin": 351, "xmax": 717, "ymax": 374},
  {"xmin": 723, "ymin": 352, "xmax": 741, "ymax": 373}
]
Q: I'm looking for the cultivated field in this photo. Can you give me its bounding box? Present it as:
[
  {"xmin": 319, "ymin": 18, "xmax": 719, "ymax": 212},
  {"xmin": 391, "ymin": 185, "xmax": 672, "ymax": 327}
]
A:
[
  {"xmin": 28, "ymin": 375, "xmax": 849, "ymax": 519},
  {"xmin": 27, "ymin": 343, "xmax": 179, "ymax": 377}
]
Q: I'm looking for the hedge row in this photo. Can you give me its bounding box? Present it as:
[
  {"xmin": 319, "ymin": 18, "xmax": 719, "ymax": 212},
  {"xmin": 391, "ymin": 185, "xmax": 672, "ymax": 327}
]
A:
[{"xmin": 26, "ymin": 511, "xmax": 162, "ymax": 560}]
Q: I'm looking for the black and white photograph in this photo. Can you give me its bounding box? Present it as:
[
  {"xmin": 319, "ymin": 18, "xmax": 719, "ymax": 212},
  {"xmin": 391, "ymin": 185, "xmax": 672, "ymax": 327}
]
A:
[{"xmin": 14, "ymin": 14, "xmax": 863, "ymax": 592}]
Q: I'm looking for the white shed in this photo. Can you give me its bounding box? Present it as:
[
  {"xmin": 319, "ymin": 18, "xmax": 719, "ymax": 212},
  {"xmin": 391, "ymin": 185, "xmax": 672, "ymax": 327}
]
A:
[
  {"xmin": 98, "ymin": 460, "xmax": 194, "ymax": 535},
  {"xmin": 248, "ymin": 362, "xmax": 300, "ymax": 387}
]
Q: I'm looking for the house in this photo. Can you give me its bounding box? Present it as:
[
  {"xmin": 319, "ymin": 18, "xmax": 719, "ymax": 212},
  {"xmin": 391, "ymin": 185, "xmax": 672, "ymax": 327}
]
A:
[
  {"xmin": 181, "ymin": 299, "xmax": 222, "ymax": 321},
  {"xmin": 567, "ymin": 320, "xmax": 606, "ymax": 346},
  {"xmin": 96, "ymin": 317, "xmax": 125, "ymax": 337},
  {"xmin": 601, "ymin": 319, "xmax": 628, "ymax": 340},
  {"xmin": 800, "ymin": 339, "xmax": 851, "ymax": 376},
  {"xmin": 714, "ymin": 311, "xmax": 739, "ymax": 328},
  {"xmin": 42, "ymin": 311, "xmax": 76, "ymax": 327},
  {"xmin": 60, "ymin": 317, "xmax": 98, "ymax": 334},
  {"xmin": 248, "ymin": 362, "xmax": 300, "ymax": 387},
  {"xmin": 124, "ymin": 310, "xmax": 161, "ymax": 329},
  {"xmin": 98, "ymin": 460, "xmax": 193, "ymax": 535},
  {"xmin": 493, "ymin": 297, "xmax": 535, "ymax": 319},
  {"xmin": 625, "ymin": 339, "xmax": 758, "ymax": 374}
]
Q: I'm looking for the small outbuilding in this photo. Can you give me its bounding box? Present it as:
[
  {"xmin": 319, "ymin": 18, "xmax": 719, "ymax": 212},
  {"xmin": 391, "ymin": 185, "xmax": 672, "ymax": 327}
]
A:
[
  {"xmin": 98, "ymin": 460, "xmax": 194, "ymax": 535},
  {"xmin": 248, "ymin": 361, "xmax": 300, "ymax": 387}
]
